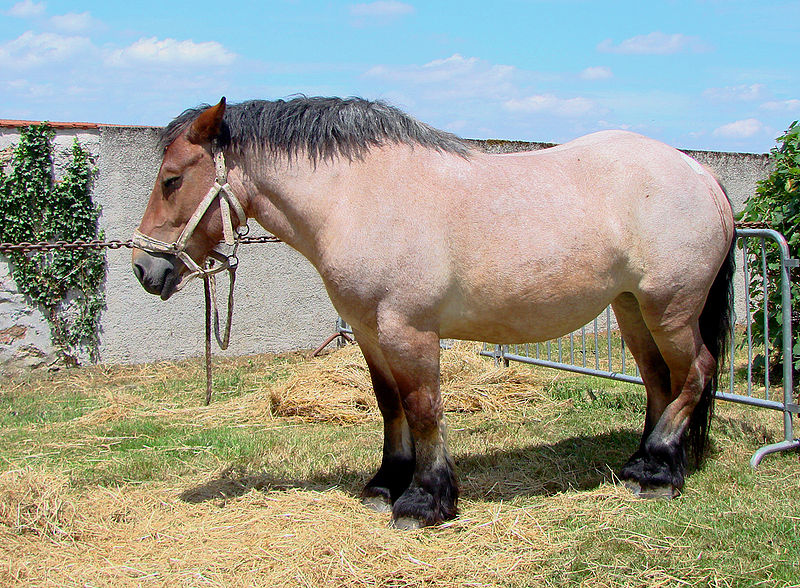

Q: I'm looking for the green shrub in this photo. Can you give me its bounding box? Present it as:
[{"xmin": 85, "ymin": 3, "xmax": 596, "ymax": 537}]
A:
[{"xmin": 738, "ymin": 121, "xmax": 800, "ymax": 381}]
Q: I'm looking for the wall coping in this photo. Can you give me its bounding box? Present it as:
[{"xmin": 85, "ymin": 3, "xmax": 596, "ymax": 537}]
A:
[
  {"xmin": 0, "ymin": 120, "xmax": 156, "ymax": 130},
  {"xmin": 0, "ymin": 120, "xmax": 769, "ymax": 157}
]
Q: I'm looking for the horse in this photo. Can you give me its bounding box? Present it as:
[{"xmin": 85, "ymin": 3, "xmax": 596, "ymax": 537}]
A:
[{"xmin": 132, "ymin": 96, "xmax": 735, "ymax": 529}]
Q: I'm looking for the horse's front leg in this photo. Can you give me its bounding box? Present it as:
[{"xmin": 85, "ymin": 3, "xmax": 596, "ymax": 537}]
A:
[
  {"xmin": 376, "ymin": 318, "xmax": 458, "ymax": 529},
  {"xmin": 354, "ymin": 331, "xmax": 416, "ymax": 512}
]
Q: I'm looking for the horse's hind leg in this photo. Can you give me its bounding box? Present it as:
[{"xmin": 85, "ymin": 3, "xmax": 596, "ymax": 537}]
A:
[
  {"xmin": 354, "ymin": 330, "xmax": 415, "ymax": 512},
  {"xmin": 612, "ymin": 294, "xmax": 671, "ymax": 444},
  {"xmin": 614, "ymin": 294, "xmax": 715, "ymax": 497}
]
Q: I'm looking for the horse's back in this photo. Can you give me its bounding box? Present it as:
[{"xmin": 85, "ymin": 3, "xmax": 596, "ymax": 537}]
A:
[
  {"xmin": 477, "ymin": 130, "xmax": 733, "ymax": 271},
  {"xmin": 435, "ymin": 131, "xmax": 733, "ymax": 342}
]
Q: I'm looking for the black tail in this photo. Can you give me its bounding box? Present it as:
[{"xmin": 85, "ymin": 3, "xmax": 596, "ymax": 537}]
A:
[{"xmin": 691, "ymin": 235, "xmax": 736, "ymax": 465}]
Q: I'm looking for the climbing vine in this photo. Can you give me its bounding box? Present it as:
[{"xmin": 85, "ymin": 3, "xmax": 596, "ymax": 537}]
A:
[{"xmin": 0, "ymin": 123, "xmax": 105, "ymax": 364}]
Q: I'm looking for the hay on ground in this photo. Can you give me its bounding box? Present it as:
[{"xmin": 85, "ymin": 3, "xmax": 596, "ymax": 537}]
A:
[
  {"xmin": 0, "ymin": 468, "xmax": 78, "ymax": 540},
  {"xmin": 263, "ymin": 342, "xmax": 552, "ymax": 423}
]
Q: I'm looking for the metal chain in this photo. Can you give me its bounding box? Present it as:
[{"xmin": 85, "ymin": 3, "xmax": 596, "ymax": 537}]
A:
[
  {"xmin": 0, "ymin": 238, "xmax": 136, "ymax": 253},
  {"xmin": 0, "ymin": 224, "xmax": 778, "ymax": 254},
  {"xmin": 735, "ymin": 221, "xmax": 771, "ymax": 229},
  {"xmin": 0, "ymin": 234, "xmax": 280, "ymax": 254},
  {"xmin": 0, "ymin": 232, "xmax": 282, "ymax": 407}
]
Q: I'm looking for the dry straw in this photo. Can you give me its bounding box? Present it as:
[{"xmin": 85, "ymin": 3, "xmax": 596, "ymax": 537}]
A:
[
  {"xmin": 2, "ymin": 464, "xmax": 645, "ymax": 586},
  {"xmin": 1, "ymin": 343, "xmax": 794, "ymax": 586},
  {"xmin": 264, "ymin": 342, "xmax": 553, "ymax": 424}
]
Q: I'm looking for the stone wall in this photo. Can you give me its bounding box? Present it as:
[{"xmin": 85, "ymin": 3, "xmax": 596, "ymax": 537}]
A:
[{"xmin": 0, "ymin": 124, "xmax": 773, "ymax": 372}]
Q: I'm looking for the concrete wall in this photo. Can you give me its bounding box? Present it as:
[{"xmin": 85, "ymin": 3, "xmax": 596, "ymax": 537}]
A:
[{"xmin": 0, "ymin": 126, "xmax": 772, "ymax": 372}]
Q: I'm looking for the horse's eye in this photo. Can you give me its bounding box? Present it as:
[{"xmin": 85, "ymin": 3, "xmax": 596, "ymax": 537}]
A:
[{"xmin": 163, "ymin": 175, "xmax": 182, "ymax": 194}]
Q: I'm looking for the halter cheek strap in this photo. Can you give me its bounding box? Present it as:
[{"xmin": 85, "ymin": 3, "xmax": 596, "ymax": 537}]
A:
[{"xmin": 132, "ymin": 147, "xmax": 249, "ymax": 287}]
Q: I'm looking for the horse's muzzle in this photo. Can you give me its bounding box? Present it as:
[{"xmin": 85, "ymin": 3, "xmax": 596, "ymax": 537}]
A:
[{"xmin": 132, "ymin": 251, "xmax": 182, "ymax": 300}]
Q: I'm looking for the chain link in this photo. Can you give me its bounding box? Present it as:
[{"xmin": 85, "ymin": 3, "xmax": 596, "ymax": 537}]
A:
[
  {"xmin": 0, "ymin": 235, "xmax": 281, "ymax": 254},
  {"xmin": 0, "ymin": 224, "xmax": 772, "ymax": 254},
  {"xmin": 734, "ymin": 221, "xmax": 771, "ymax": 229},
  {"xmin": 240, "ymin": 235, "xmax": 281, "ymax": 245}
]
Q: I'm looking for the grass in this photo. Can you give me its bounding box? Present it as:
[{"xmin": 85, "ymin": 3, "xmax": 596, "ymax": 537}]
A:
[{"xmin": 0, "ymin": 343, "xmax": 798, "ymax": 586}]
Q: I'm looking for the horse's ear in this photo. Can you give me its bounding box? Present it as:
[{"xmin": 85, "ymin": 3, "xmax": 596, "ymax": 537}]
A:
[{"xmin": 187, "ymin": 97, "xmax": 226, "ymax": 144}]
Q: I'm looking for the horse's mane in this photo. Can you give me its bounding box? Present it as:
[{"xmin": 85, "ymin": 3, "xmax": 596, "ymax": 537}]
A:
[{"xmin": 160, "ymin": 96, "xmax": 471, "ymax": 162}]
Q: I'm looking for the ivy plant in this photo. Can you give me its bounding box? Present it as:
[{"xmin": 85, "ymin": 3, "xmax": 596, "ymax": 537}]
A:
[
  {"xmin": 0, "ymin": 123, "xmax": 105, "ymax": 364},
  {"xmin": 738, "ymin": 120, "xmax": 800, "ymax": 382}
]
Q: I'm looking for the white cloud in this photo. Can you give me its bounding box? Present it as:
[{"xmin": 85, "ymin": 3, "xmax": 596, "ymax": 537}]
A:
[
  {"xmin": 8, "ymin": 0, "xmax": 45, "ymax": 18},
  {"xmin": 106, "ymin": 37, "xmax": 236, "ymax": 67},
  {"xmin": 703, "ymin": 84, "xmax": 767, "ymax": 102},
  {"xmin": 50, "ymin": 12, "xmax": 97, "ymax": 33},
  {"xmin": 504, "ymin": 94, "xmax": 596, "ymax": 117},
  {"xmin": 0, "ymin": 31, "xmax": 93, "ymax": 69},
  {"xmin": 598, "ymin": 32, "xmax": 707, "ymax": 55},
  {"xmin": 713, "ymin": 118, "xmax": 766, "ymax": 139},
  {"xmin": 580, "ymin": 66, "xmax": 612, "ymax": 80},
  {"xmin": 597, "ymin": 120, "xmax": 635, "ymax": 131},
  {"xmin": 365, "ymin": 54, "xmax": 516, "ymax": 100},
  {"xmin": 760, "ymin": 99, "xmax": 800, "ymax": 112},
  {"xmin": 350, "ymin": 1, "xmax": 414, "ymax": 17}
]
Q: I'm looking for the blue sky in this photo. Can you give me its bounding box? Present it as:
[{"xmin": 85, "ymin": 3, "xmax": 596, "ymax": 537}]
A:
[{"xmin": 1, "ymin": 0, "xmax": 798, "ymax": 153}]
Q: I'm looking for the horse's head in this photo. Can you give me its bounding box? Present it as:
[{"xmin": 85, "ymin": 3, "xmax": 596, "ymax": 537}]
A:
[{"xmin": 132, "ymin": 98, "xmax": 245, "ymax": 300}]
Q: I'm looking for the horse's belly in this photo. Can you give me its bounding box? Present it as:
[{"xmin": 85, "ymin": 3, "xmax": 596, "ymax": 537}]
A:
[{"xmin": 439, "ymin": 290, "xmax": 617, "ymax": 345}]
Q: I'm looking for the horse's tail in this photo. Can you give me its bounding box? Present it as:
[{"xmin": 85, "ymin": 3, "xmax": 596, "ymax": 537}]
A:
[{"xmin": 691, "ymin": 233, "xmax": 736, "ymax": 466}]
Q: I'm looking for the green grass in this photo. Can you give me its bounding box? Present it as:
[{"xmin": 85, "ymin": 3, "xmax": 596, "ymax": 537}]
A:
[{"xmin": 0, "ymin": 389, "xmax": 99, "ymax": 426}]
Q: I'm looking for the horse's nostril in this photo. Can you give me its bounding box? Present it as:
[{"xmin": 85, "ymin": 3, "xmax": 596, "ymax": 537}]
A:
[
  {"xmin": 132, "ymin": 252, "xmax": 179, "ymax": 298},
  {"xmin": 132, "ymin": 261, "xmax": 145, "ymax": 284}
]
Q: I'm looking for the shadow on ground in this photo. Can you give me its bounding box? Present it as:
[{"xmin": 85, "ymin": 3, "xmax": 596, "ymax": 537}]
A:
[{"xmin": 180, "ymin": 429, "xmax": 642, "ymax": 505}]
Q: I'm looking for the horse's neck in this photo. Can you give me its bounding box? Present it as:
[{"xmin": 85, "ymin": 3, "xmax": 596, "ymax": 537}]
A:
[{"xmin": 243, "ymin": 156, "xmax": 343, "ymax": 263}]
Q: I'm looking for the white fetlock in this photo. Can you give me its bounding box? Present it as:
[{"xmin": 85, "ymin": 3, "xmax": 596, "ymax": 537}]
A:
[
  {"xmin": 623, "ymin": 479, "xmax": 678, "ymax": 499},
  {"xmin": 390, "ymin": 516, "xmax": 423, "ymax": 530},
  {"xmin": 361, "ymin": 495, "xmax": 392, "ymax": 513}
]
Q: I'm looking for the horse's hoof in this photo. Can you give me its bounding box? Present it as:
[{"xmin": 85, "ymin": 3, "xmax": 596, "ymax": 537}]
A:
[
  {"xmin": 623, "ymin": 479, "xmax": 678, "ymax": 500},
  {"xmin": 362, "ymin": 495, "xmax": 393, "ymax": 513},
  {"xmin": 391, "ymin": 516, "xmax": 423, "ymax": 530}
]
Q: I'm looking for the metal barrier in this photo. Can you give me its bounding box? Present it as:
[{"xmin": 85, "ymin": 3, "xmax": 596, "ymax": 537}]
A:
[{"xmin": 480, "ymin": 228, "xmax": 800, "ymax": 466}]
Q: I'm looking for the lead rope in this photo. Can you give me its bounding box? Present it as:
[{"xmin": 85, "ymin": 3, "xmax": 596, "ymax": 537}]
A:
[
  {"xmin": 203, "ymin": 261, "xmax": 238, "ymax": 405},
  {"xmin": 209, "ymin": 264, "xmax": 237, "ymax": 350},
  {"xmin": 129, "ymin": 143, "xmax": 246, "ymax": 406},
  {"xmin": 204, "ymin": 275, "xmax": 214, "ymax": 406}
]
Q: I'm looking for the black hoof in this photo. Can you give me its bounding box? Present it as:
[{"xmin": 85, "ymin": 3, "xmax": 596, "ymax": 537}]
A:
[
  {"xmin": 361, "ymin": 486, "xmax": 393, "ymax": 513},
  {"xmin": 620, "ymin": 444, "xmax": 686, "ymax": 497},
  {"xmin": 622, "ymin": 479, "xmax": 679, "ymax": 500},
  {"xmin": 390, "ymin": 467, "xmax": 459, "ymax": 529},
  {"xmin": 361, "ymin": 454, "xmax": 415, "ymax": 511},
  {"xmin": 390, "ymin": 516, "xmax": 423, "ymax": 530}
]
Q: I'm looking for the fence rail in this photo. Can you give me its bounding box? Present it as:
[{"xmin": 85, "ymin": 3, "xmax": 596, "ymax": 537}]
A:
[{"xmin": 479, "ymin": 228, "xmax": 799, "ymax": 467}]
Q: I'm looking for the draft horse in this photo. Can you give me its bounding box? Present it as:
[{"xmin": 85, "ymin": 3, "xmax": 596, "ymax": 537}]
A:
[{"xmin": 133, "ymin": 97, "xmax": 735, "ymax": 529}]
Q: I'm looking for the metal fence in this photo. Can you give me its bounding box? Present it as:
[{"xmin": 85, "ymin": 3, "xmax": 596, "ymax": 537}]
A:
[{"xmin": 479, "ymin": 228, "xmax": 800, "ymax": 467}]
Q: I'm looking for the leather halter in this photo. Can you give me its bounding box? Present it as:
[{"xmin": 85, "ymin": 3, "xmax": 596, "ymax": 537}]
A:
[
  {"xmin": 132, "ymin": 144, "xmax": 248, "ymax": 290},
  {"xmin": 133, "ymin": 144, "xmax": 247, "ymax": 403}
]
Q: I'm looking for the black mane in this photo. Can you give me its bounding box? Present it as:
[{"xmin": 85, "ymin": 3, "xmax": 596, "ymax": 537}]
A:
[{"xmin": 160, "ymin": 96, "xmax": 471, "ymax": 161}]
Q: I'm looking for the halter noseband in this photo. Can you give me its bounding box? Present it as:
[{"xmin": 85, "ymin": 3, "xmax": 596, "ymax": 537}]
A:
[{"xmin": 132, "ymin": 145, "xmax": 248, "ymax": 289}]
